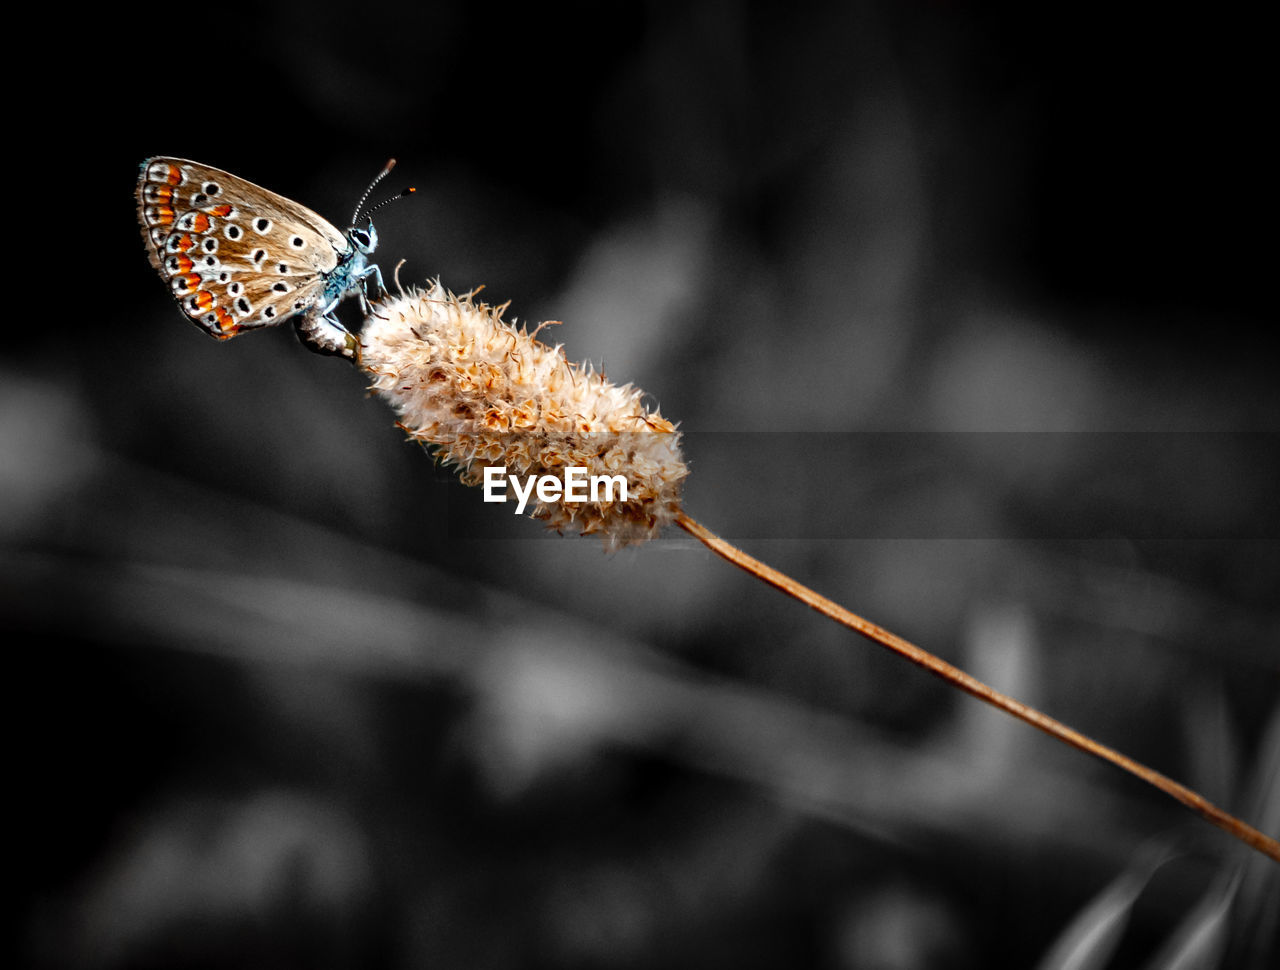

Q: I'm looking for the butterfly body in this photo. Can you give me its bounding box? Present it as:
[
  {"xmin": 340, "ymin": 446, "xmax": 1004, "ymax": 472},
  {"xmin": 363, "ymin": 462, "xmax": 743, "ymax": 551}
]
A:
[{"xmin": 137, "ymin": 157, "xmax": 390, "ymax": 358}]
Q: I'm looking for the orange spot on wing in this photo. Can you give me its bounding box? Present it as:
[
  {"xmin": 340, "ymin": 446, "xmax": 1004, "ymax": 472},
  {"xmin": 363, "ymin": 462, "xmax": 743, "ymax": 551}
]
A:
[
  {"xmin": 151, "ymin": 205, "xmax": 174, "ymax": 226},
  {"xmin": 164, "ymin": 164, "xmax": 182, "ymax": 186},
  {"xmin": 213, "ymin": 308, "xmax": 239, "ymax": 337},
  {"xmin": 173, "ymin": 234, "xmax": 196, "ymax": 252},
  {"xmin": 189, "ymin": 212, "xmax": 211, "ymax": 233},
  {"xmin": 208, "ymin": 204, "xmax": 233, "ymax": 217},
  {"xmin": 192, "ymin": 290, "xmax": 214, "ymax": 312},
  {"xmin": 176, "ymin": 273, "xmax": 201, "ymax": 291},
  {"xmin": 170, "ymin": 255, "xmax": 194, "ymax": 273},
  {"xmin": 149, "ymin": 185, "xmax": 175, "ymax": 203}
]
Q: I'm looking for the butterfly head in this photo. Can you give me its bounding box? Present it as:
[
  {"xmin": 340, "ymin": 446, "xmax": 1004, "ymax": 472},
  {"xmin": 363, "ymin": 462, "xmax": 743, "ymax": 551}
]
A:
[{"xmin": 348, "ymin": 223, "xmax": 378, "ymax": 256}]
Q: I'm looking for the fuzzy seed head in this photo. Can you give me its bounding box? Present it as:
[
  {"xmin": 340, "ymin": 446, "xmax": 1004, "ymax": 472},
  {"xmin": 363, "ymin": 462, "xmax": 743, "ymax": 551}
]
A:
[{"xmin": 360, "ymin": 282, "xmax": 687, "ymax": 548}]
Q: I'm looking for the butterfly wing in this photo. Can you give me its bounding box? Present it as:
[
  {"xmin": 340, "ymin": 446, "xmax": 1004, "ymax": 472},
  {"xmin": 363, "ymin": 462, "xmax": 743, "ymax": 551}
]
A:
[{"xmin": 137, "ymin": 157, "xmax": 350, "ymax": 340}]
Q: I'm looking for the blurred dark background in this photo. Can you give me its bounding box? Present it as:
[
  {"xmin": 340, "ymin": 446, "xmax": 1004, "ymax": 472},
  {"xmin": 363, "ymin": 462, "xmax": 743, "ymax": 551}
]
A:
[{"xmin": 8, "ymin": 2, "xmax": 1277, "ymax": 967}]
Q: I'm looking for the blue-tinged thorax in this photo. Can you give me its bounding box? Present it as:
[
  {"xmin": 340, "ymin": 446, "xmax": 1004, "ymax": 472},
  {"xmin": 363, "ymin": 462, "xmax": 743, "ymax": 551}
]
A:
[{"xmin": 323, "ymin": 223, "xmax": 379, "ymax": 303}]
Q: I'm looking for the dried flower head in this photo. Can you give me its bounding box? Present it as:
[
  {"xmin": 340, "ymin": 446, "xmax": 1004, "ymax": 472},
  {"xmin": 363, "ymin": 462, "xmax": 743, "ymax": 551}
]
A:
[{"xmin": 359, "ymin": 282, "xmax": 687, "ymax": 548}]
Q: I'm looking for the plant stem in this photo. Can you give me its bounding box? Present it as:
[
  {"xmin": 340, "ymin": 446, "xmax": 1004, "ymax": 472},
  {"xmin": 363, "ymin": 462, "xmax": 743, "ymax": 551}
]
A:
[{"xmin": 675, "ymin": 512, "xmax": 1280, "ymax": 864}]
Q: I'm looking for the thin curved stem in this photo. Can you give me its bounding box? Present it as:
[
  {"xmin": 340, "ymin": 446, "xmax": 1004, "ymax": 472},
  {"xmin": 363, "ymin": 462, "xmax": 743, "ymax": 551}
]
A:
[{"xmin": 675, "ymin": 512, "xmax": 1280, "ymax": 864}]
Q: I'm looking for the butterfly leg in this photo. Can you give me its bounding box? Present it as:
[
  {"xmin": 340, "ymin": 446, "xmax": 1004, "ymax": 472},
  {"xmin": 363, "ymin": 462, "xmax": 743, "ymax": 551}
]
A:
[
  {"xmin": 354, "ymin": 263, "xmax": 390, "ymax": 314},
  {"xmin": 294, "ymin": 311, "xmax": 359, "ymax": 360}
]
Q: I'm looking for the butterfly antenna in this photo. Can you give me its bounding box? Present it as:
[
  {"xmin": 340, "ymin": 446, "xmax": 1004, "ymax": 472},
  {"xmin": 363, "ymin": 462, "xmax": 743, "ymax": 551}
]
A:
[
  {"xmin": 366, "ymin": 186, "xmax": 416, "ymax": 221},
  {"xmin": 352, "ymin": 158, "xmax": 397, "ymax": 226}
]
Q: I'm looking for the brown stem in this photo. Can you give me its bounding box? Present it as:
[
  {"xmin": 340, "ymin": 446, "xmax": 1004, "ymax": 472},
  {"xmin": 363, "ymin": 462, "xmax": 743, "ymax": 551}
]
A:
[{"xmin": 675, "ymin": 512, "xmax": 1280, "ymax": 864}]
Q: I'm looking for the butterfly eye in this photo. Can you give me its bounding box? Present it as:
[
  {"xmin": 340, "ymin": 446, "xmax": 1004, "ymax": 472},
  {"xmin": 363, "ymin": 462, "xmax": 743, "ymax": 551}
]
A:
[{"xmin": 351, "ymin": 229, "xmax": 370, "ymax": 248}]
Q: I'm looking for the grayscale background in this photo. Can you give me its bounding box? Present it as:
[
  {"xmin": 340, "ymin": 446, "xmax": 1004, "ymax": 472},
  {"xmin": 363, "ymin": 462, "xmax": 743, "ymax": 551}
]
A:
[{"xmin": 10, "ymin": 2, "xmax": 1278, "ymax": 968}]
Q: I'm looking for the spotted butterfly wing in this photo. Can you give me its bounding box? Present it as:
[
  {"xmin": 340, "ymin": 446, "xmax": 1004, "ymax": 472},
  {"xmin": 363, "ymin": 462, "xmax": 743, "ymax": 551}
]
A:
[{"xmin": 137, "ymin": 157, "xmax": 349, "ymax": 341}]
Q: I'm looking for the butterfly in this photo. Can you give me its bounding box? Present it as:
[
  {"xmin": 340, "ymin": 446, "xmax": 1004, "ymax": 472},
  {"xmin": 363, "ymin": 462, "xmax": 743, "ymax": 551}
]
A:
[{"xmin": 137, "ymin": 157, "xmax": 411, "ymax": 359}]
